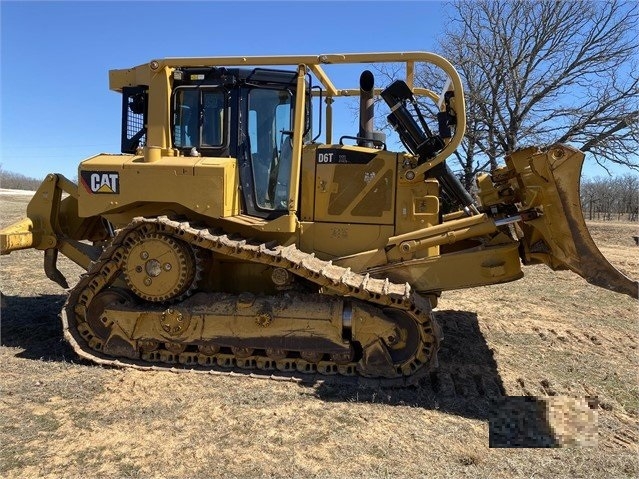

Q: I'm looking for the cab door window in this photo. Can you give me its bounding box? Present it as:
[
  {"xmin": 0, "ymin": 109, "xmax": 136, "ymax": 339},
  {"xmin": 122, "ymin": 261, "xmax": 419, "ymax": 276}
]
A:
[{"xmin": 248, "ymin": 88, "xmax": 292, "ymax": 211}]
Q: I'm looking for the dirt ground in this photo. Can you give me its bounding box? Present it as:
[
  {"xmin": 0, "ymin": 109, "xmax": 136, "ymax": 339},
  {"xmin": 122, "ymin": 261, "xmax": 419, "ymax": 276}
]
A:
[{"xmin": 1, "ymin": 192, "xmax": 637, "ymax": 479}]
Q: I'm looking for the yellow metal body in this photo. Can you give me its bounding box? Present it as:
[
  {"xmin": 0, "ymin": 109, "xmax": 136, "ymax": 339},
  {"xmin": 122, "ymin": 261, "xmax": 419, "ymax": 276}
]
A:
[
  {"xmin": 1, "ymin": 52, "xmax": 636, "ymax": 300},
  {"xmin": 1, "ymin": 51, "xmax": 636, "ymax": 383},
  {"xmin": 78, "ymin": 154, "xmax": 240, "ymax": 224}
]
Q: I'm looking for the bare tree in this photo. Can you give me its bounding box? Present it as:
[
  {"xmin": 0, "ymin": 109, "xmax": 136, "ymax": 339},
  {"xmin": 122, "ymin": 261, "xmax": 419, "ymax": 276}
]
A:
[{"xmin": 422, "ymin": 0, "xmax": 639, "ymax": 185}]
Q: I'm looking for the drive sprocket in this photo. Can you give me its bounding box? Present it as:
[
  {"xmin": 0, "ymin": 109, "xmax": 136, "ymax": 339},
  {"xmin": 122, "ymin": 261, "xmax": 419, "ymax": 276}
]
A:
[{"xmin": 122, "ymin": 232, "xmax": 197, "ymax": 302}]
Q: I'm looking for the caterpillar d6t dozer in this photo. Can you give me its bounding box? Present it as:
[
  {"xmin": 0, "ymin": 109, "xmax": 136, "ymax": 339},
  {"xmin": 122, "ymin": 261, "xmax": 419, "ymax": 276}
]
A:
[{"xmin": 2, "ymin": 52, "xmax": 637, "ymax": 385}]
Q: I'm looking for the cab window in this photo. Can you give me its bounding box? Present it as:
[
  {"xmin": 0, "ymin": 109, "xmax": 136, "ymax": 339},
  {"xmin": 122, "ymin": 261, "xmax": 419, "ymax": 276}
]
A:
[
  {"xmin": 248, "ymin": 88, "xmax": 293, "ymax": 210},
  {"xmin": 173, "ymin": 88, "xmax": 226, "ymax": 149}
]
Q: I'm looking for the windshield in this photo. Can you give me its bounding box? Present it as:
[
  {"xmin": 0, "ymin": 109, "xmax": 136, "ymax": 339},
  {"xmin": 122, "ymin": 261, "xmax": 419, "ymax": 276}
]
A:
[{"xmin": 248, "ymin": 88, "xmax": 293, "ymax": 210}]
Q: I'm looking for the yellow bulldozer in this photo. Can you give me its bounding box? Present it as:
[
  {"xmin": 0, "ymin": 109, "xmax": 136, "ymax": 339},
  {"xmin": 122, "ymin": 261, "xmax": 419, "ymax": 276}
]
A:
[{"xmin": 1, "ymin": 52, "xmax": 636, "ymax": 385}]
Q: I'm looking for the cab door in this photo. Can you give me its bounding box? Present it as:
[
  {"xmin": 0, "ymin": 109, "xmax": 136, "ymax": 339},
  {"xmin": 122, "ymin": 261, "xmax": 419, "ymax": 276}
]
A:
[{"xmin": 242, "ymin": 87, "xmax": 293, "ymax": 219}]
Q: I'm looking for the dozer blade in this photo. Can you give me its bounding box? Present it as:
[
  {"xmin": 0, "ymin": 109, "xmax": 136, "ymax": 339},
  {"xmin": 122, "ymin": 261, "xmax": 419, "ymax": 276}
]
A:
[{"xmin": 508, "ymin": 144, "xmax": 638, "ymax": 300}]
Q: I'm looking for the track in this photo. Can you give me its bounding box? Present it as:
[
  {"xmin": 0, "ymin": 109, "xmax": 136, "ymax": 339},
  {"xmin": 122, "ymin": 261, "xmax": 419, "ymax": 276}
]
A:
[{"xmin": 61, "ymin": 216, "xmax": 441, "ymax": 387}]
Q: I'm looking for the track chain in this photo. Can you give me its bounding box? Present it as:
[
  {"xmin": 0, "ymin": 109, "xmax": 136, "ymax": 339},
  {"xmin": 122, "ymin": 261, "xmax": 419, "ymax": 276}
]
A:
[{"xmin": 61, "ymin": 216, "xmax": 441, "ymax": 387}]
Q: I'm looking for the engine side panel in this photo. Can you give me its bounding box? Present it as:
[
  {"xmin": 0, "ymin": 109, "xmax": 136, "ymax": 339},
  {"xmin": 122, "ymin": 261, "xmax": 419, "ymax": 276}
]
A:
[
  {"xmin": 77, "ymin": 154, "xmax": 239, "ymax": 224},
  {"xmin": 313, "ymin": 146, "xmax": 396, "ymax": 225}
]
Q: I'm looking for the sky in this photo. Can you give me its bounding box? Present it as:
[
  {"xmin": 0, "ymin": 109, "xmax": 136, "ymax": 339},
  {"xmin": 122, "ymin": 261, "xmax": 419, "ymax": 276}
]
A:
[{"xmin": 0, "ymin": 0, "xmax": 634, "ymax": 181}]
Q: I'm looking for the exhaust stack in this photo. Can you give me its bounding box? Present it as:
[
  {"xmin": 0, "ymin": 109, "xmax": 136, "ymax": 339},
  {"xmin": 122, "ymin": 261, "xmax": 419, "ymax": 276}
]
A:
[{"xmin": 358, "ymin": 70, "xmax": 375, "ymax": 147}]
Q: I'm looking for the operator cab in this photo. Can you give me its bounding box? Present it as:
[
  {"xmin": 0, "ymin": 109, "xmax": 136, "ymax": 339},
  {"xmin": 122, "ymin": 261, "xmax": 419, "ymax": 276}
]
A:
[
  {"xmin": 171, "ymin": 67, "xmax": 307, "ymax": 219},
  {"xmin": 120, "ymin": 66, "xmax": 309, "ymax": 220}
]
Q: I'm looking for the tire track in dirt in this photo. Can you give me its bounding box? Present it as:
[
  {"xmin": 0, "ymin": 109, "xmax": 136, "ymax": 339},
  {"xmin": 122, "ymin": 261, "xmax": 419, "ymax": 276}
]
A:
[
  {"xmin": 531, "ymin": 324, "xmax": 637, "ymax": 363},
  {"xmin": 473, "ymin": 315, "xmax": 639, "ymax": 451}
]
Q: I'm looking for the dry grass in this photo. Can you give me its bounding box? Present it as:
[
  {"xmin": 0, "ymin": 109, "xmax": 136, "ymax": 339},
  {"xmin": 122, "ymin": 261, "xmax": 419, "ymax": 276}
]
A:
[{"xmin": 1, "ymin": 193, "xmax": 637, "ymax": 479}]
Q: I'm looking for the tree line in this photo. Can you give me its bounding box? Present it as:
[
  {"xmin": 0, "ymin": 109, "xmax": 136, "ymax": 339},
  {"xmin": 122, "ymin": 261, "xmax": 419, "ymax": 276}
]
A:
[
  {"xmin": 1, "ymin": 163, "xmax": 635, "ymax": 222},
  {"xmin": 581, "ymin": 174, "xmax": 638, "ymax": 221},
  {"xmin": 434, "ymin": 0, "xmax": 638, "ymax": 223},
  {"xmin": 0, "ymin": 167, "xmax": 43, "ymax": 191}
]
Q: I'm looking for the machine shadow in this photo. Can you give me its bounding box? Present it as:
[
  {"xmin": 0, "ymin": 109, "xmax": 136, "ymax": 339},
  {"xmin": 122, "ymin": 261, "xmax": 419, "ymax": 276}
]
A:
[
  {"xmin": 314, "ymin": 310, "xmax": 507, "ymax": 421},
  {"xmin": 1, "ymin": 293, "xmax": 78, "ymax": 362},
  {"xmin": 313, "ymin": 311, "xmax": 562, "ymax": 445},
  {"xmin": 2, "ymin": 295, "xmax": 560, "ymax": 443}
]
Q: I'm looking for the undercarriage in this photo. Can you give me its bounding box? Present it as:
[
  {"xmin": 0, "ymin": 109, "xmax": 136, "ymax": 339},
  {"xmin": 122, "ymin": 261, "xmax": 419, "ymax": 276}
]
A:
[{"xmin": 62, "ymin": 216, "xmax": 441, "ymax": 386}]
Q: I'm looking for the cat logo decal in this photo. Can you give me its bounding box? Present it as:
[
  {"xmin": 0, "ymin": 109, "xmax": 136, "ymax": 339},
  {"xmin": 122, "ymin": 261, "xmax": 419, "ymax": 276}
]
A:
[{"xmin": 81, "ymin": 171, "xmax": 120, "ymax": 194}]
